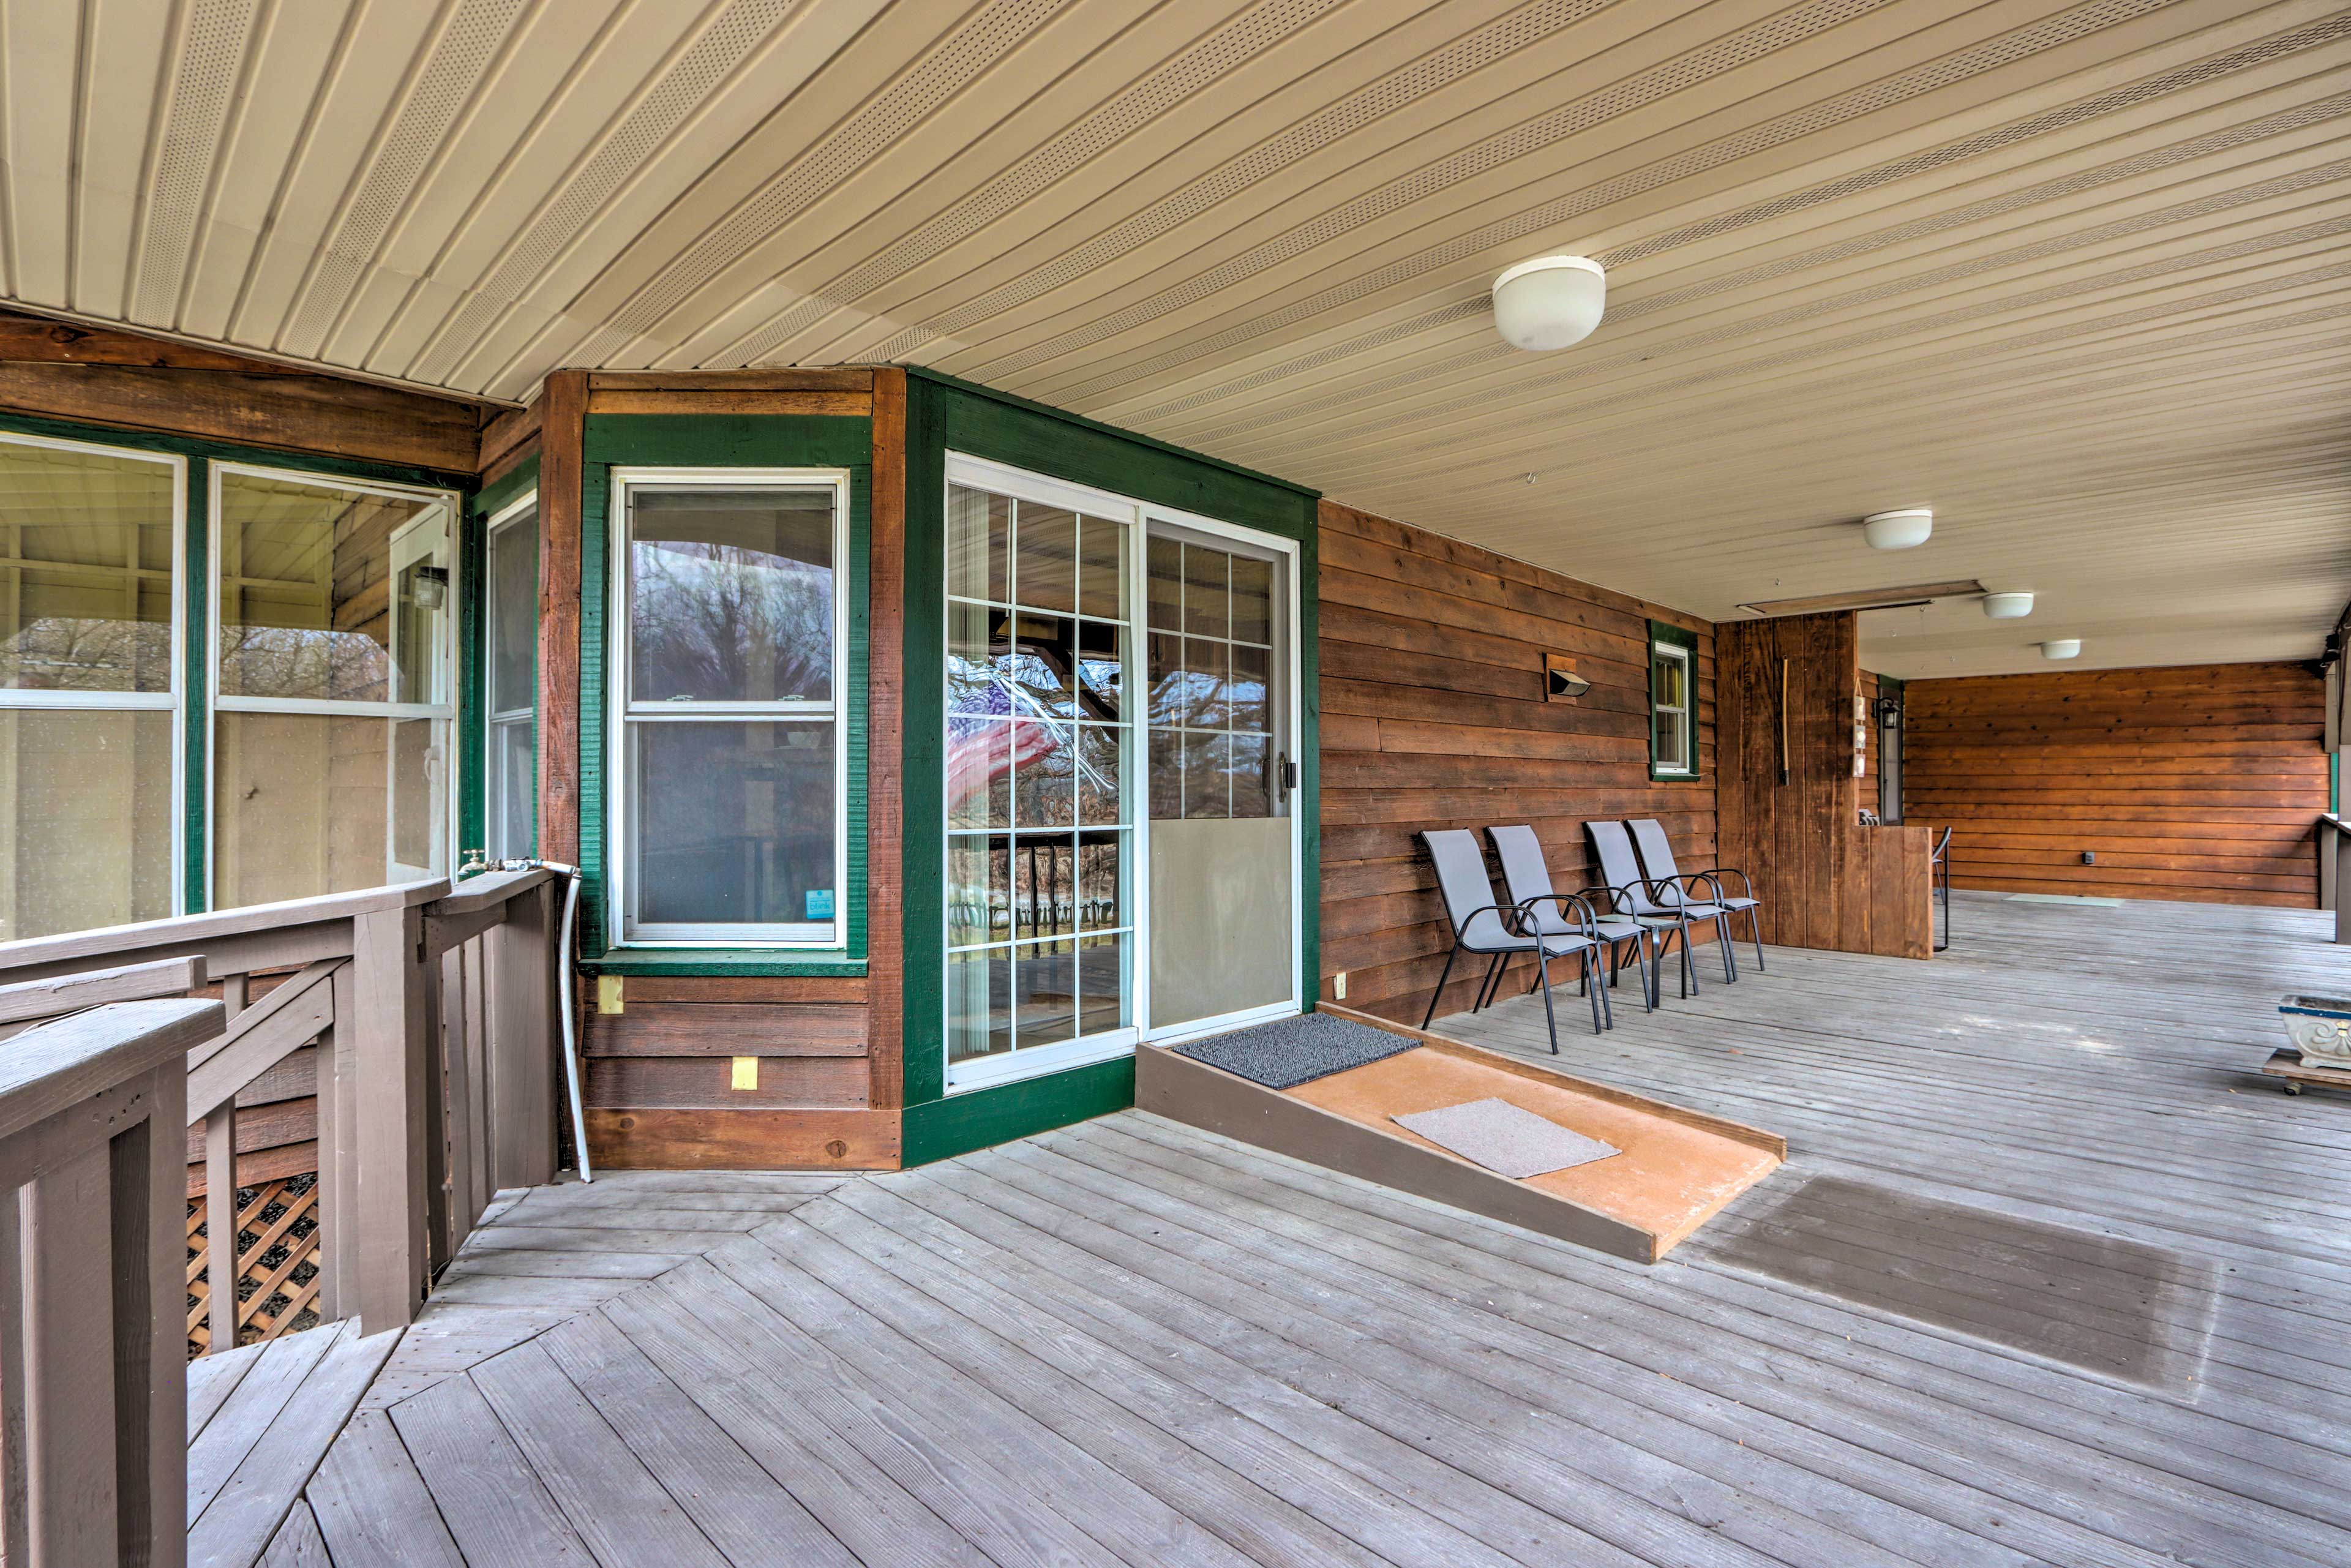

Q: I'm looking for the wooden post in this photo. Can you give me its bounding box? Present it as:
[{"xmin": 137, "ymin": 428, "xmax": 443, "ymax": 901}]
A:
[
  {"xmin": 23, "ymin": 1143, "xmax": 119, "ymax": 1562},
  {"xmin": 119, "ymin": 1060, "xmax": 188, "ymax": 1568},
  {"xmin": 537, "ymin": 369, "xmax": 587, "ymax": 866},
  {"xmin": 351, "ymin": 904, "xmax": 432, "ymax": 1334},
  {"xmin": 0, "ymin": 1000, "xmax": 209, "ymax": 1568},
  {"xmin": 489, "ymin": 879, "xmax": 557, "ymax": 1189},
  {"xmin": 317, "ymin": 958, "xmax": 361, "ymax": 1320},
  {"xmin": 202, "ymin": 1103, "xmax": 237, "ymax": 1353},
  {"xmin": 868, "ymin": 367, "xmax": 907, "ymax": 1111}
]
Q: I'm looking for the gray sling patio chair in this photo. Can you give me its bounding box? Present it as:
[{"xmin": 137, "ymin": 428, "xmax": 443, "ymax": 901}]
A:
[
  {"xmin": 1487, "ymin": 824, "xmax": 1656, "ymax": 1012},
  {"xmin": 1627, "ymin": 817, "xmax": 1766, "ymax": 977},
  {"xmin": 1584, "ymin": 819, "xmax": 1728, "ymax": 997},
  {"xmin": 1419, "ymin": 828, "xmax": 1610, "ymax": 1048}
]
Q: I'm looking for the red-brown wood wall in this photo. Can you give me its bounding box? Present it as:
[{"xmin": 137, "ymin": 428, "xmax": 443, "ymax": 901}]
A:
[
  {"xmin": 1317, "ymin": 501, "xmax": 1717, "ymax": 1026},
  {"xmin": 1714, "ymin": 613, "xmax": 1932, "ymax": 958},
  {"xmin": 1901, "ymin": 661, "xmax": 2327, "ymax": 907}
]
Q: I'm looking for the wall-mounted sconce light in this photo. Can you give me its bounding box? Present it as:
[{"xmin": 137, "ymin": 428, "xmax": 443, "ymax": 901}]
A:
[
  {"xmin": 2040, "ymin": 639, "xmax": 2082, "ymax": 659},
  {"xmin": 1874, "ymin": 696, "xmax": 1903, "ymax": 729},
  {"xmin": 1545, "ymin": 653, "xmax": 1591, "ymax": 701}
]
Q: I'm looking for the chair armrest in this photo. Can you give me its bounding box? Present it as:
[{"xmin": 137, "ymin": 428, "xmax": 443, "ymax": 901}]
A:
[
  {"xmin": 1453, "ymin": 901, "xmax": 1535, "ymax": 939},
  {"xmin": 1684, "ymin": 865, "xmax": 1757, "ymax": 901},
  {"xmin": 1514, "ymin": 893, "xmax": 1602, "ymax": 943}
]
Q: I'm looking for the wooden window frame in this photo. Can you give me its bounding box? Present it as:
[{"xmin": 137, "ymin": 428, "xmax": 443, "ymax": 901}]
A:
[{"xmin": 1649, "ymin": 620, "xmax": 1700, "ymax": 782}]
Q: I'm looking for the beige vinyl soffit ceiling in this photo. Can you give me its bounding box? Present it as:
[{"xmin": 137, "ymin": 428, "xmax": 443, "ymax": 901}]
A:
[{"xmin": 4, "ymin": 0, "xmax": 2347, "ymax": 677}]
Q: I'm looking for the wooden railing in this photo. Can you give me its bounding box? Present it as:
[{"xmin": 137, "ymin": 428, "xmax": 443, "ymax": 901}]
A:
[
  {"xmin": 0, "ymin": 996, "xmax": 221, "ymax": 1567},
  {"xmin": 2320, "ymin": 814, "xmax": 2347, "ymax": 940},
  {"xmin": 0, "ymin": 868, "xmax": 562, "ymax": 1347}
]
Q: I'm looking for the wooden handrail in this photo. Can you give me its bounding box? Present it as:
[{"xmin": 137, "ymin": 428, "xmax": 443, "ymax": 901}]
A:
[
  {"xmin": 0, "ymin": 997, "xmax": 220, "ymax": 1568},
  {"xmin": 0, "ymin": 877, "xmax": 444, "ymax": 973}
]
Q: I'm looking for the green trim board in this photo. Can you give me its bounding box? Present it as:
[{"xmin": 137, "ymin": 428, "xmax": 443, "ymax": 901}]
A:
[
  {"xmin": 181, "ymin": 457, "xmax": 210, "ymax": 912},
  {"xmin": 901, "ymin": 1054, "xmax": 1136, "ymax": 1168},
  {"xmin": 898, "ymin": 372, "xmax": 1322, "ymax": 1161},
  {"xmin": 576, "ymin": 414, "xmax": 874, "ymax": 964},
  {"xmin": 904, "ymin": 367, "xmax": 1316, "ymax": 503},
  {"xmin": 1648, "ymin": 618, "xmax": 1703, "ymax": 783}
]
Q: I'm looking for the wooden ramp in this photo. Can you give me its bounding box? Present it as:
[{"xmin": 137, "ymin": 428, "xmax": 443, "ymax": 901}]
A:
[{"xmin": 1137, "ymin": 1007, "xmax": 1783, "ymax": 1262}]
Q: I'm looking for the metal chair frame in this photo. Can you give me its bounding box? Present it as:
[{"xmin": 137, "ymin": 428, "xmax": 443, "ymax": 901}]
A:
[
  {"xmin": 1418, "ymin": 830, "xmax": 1611, "ymax": 1048},
  {"xmin": 1627, "ymin": 817, "xmax": 1767, "ymax": 978},
  {"xmin": 1584, "ymin": 820, "xmax": 1727, "ymax": 996},
  {"xmin": 1487, "ymin": 824, "xmax": 1657, "ymax": 1013}
]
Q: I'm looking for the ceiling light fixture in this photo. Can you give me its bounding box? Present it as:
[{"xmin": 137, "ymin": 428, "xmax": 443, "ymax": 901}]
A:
[
  {"xmin": 1493, "ymin": 256, "xmax": 1605, "ymax": 350},
  {"xmin": 1982, "ymin": 591, "xmax": 2035, "ymax": 620},
  {"xmin": 2040, "ymin": 639, "xmax": 2082, "ymax": 659},
  {"xmin": 1861, "ymin": 509, "xmax": 1932, "ymax": 550}
]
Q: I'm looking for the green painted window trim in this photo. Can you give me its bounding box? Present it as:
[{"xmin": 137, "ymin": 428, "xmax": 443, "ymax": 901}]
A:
[
  {"xmin": 577, "ymin": 415, "xmax": 874, "ymax": 967},
  {"xmin": 901, "ymin": 1055, "xmax": 1136, "ymax": 1168},
  {"xmin": 462, "ymin": 458, "xmax": 541, "ymax": 866},
  {"xmin": 0, "ymin": 408, "xmax": 474, "ymax": 917},
  {"xmin": 898, "ymin": 372, "xmax": 1322, "ymax": 1144},
  {"xmin": 1648, "ymin": 618, "xmax": 1702, "ymax": 784}
]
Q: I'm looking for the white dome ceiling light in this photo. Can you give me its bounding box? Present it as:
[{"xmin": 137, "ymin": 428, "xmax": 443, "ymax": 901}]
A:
[
  {"xmin": 1861, "ymin": 509, "xmax": 1933, "ymax": 550},
  {"xmin": 1493, "ymin": 256, "xmax": 1606, "ymax": 350},
  {"xmin": 1981, "ymin": 591, "xmax": 2036, "ymax": 620},
  {"xmin": 2040, "ymin": 639, "xmax": 2082, "ymax": 660}
]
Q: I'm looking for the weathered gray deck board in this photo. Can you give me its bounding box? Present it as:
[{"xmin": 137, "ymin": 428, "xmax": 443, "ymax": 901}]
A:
[
  {"xmin": 212, "ymin": 895, "xmax": 2351, "ymax": 1566},
  {"xmin": 255, "ymin": 1501, "xmax": 329, "ymax": 1568},
  {"xmin": 189, "ymin": 1326, "xmax": 399, "ymax": 1568}
]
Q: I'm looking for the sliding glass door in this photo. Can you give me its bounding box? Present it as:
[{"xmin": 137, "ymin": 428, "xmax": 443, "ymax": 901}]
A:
[
  {"xmin": 1144, "ymin": 523, "xmax": 1299, "ymax": 1037},
  {"xmin": 941, "ymin": 455, "xmax": 1300, "ymax": 1092}
]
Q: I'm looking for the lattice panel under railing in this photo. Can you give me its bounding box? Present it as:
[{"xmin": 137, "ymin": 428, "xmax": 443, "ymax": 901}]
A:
[{"xmin": 186, "ymin": 1174, "xmax": 322, "ymax": 1358}]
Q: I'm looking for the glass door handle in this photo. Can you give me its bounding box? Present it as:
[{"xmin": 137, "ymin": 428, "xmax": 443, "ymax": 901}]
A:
[{"xmin": 1277, "ymin": 752, "xmax": 1300, "ymax": 798}]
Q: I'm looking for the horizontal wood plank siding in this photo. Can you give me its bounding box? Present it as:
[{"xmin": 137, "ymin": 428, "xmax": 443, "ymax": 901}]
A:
[
  {"xmin": 1317, "ymin": 501, "xmax": 1715, "ymax": 1024},
  {"xmin": 1902, "ymin": 662, "xmax": 2327, "ymax": 907}
]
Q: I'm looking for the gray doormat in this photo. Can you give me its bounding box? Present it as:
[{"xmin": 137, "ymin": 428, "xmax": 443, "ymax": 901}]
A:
[
  {"xmin": 1171, "ymin": 1013, "xmax": 1419, "ymax": 1089},
  {"xmin": 1393, "ymin": 1098, "xmax": 1620, "ymax": 1179},
  {"xmin": 1697, "ymin": 1176, "xmax": 2216, "ymax": 1390}
]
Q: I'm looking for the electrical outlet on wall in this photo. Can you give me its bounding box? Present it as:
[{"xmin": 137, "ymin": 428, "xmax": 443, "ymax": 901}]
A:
[
  {"xmin": 1333, "ymin": 972, "xmax": 1348, "ymax": 1000},
  {"xmin": 2082, "ymin": 851, "xmax": 2096, "ymax": 865}
]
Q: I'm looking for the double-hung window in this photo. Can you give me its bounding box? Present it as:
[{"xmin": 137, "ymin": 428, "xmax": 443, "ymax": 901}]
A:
[
  {"xmin": 611, "ymin": 470, "xmax": 847, "ymax": 947},
  {"xmin": 1650, "ymin": 630, "xmax": 1695, "ymax": 779}
]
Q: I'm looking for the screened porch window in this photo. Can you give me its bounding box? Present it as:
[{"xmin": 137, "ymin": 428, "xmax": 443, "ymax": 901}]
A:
[
  {"xmin": 611, "ymin": 471, "xmax": 847, "ymax": 947},
  {"xmin": 212, "ymin": 465, "xmax": 458, "ymax": 907},
  {"xmin": 0, "ymin": 433, "xmax": 181, "ymax": 939}
]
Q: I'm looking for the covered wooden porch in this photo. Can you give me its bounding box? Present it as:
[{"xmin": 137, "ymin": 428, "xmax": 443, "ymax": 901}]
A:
[{"xmin": 184, "ymin": 891, "xmax": 2351, "ymax": 1568}]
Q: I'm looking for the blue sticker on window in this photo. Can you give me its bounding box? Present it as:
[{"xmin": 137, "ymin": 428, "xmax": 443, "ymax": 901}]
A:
[{"xmin": 805, "ymin": 889, "xmax": 836, "ymax": 920}]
